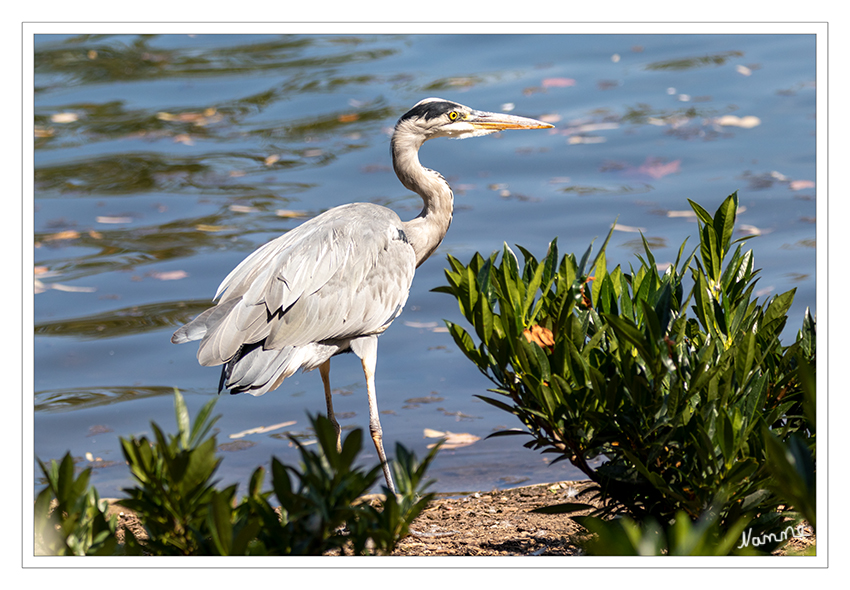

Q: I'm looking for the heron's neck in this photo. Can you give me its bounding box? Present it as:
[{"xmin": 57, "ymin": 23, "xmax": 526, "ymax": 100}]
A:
[{"xmin": 392, "ymin": 134, "xmax": 454, "ymax": 268}]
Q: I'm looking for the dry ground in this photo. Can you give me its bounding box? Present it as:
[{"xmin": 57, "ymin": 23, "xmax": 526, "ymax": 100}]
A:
[
  {"xmin": 392, "ymin": 480, "xmax": 596, "ymax": 556},
  {"xmin": 105, "ymin": 479, "xmax": 814, "ymax": 556}
]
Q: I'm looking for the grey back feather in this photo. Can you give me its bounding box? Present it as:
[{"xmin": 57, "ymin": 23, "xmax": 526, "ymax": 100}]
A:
[{"xmin": 172, "ymin": 202, "xmax": 416, "ymax": 394}]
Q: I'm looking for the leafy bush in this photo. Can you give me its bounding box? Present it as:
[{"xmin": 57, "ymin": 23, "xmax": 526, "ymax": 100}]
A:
[
  {"xmin": 573, "ymin": 506, "xmax": 757, "ymax": 556},
  {"xmin": 116, "ymin": 389, "xmax": 223, "ymax": 555},
  {"xmin": 436, "ymin": 192, "xmax": 815, "ymax": 552},
  {"xmin": 34, "ymin": 453, "xmax": 119, "ymax": 556},
  {"xmin": 35, "ymin": 389, "xmax": 437, "ymax": 556}
]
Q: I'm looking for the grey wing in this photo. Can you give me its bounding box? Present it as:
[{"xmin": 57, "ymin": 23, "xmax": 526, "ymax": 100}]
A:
[{"xmin": 172, "ymin": 203, "xmax": 416, "ymax": 393}]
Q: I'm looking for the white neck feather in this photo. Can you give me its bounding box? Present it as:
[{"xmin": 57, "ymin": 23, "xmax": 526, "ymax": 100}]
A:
[{"xmin": 392, "ymin": 124, "xmax": 454, "ymax": 268}]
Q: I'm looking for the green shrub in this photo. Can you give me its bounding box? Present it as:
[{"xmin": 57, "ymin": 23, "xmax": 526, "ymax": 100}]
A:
[
  {"xmin": 35, "ymin": 389, "xmax": 437, "ymax": 556},
  {"xmin": 226, "ymin": 415, "xmax": 437, "ymax": 556},
  {"xmin": 436, "ymin": 192, "xmax": 815, "ymax": 553},
  {"xmin": 34, "ymin": 453, "xmax": 119, "ymax": 556},
  {"xmin": 573, "ymin": 506, "xmax": 757, "ymax": 556},
  {"xmin": 116, "ymin": 389, "xmax": 224, "ymax": 555}
]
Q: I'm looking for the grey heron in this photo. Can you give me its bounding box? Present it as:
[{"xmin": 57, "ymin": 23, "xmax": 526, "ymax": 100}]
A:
[{"xmin": 172, "ymin": 97, "xmax": 552, "ymax": 492}]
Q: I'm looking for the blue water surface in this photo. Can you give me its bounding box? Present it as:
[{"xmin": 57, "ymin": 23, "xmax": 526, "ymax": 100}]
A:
[{"xmin": 34, "ymin": 33, "xmax": 817, "ymax": 497}]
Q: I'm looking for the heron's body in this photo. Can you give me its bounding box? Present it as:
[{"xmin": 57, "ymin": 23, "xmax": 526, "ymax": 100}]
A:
[
  {"xmin": 172, "ymin": 98, "xmax": 551, "ymax": 492},
  {"xmin": 181, "ymin": 203, "xmax": 416, "ymax": 395}
]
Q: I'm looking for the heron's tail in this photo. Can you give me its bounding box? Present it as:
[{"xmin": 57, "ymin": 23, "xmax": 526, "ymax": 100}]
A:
[
  {"xmin": 219, "ymin": 340, "xmax": 302, "ymax": 396},
  {"xmin": 220, "ymin": 340, "xmax": 347, "ymax": 396}
]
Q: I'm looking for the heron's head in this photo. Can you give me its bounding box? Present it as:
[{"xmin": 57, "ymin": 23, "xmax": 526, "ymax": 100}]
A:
[{"xmin": 394, "ymin": 97, "xmax": 553, "ymax": 143}]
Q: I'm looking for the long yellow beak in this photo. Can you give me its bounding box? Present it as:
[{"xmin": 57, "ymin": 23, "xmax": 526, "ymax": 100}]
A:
[{"xmin": 469, "ymin": 111, "xmax": 554, "ymax": 131}]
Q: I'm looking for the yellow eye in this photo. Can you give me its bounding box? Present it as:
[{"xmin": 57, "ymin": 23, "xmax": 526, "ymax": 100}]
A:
[{"xmin": 448, "ymin": 111, "xmax": 459, "ymax": 121}]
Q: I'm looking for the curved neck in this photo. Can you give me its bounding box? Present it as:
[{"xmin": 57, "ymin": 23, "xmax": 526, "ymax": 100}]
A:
[{"xmin": 392, "ymin": 130, "xmax": 454, "ymax": 268}]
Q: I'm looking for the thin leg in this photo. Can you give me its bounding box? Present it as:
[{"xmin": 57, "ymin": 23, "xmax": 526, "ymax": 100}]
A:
[
  {"xmin": 319, "ymin": 360, "xmax": 341, "ymax": 453},
  {"xmin": 350, "ymin": 336, "xmax": 395, "ymax": 493}
]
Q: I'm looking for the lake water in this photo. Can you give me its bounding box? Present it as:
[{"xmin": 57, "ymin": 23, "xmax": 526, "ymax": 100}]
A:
[{"xmin": 33, "ymin": 32, "xmax": 818, "ymax": 498}]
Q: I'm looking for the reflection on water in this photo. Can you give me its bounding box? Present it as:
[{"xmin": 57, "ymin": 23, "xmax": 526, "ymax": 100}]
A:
[
  {"xmin": 35, "ymin": 385, "xmax": 179, "ymax": 413},
  {"xmin": 33, "ymin": 33, "xmax": 817, "ymax": 497},
  {"xmin": 644, "ymin": 50, "xmax": 744, "ymax": 71},
  {"xmin": 34, "ymin": 300, "xmax": 208, "ymax": 340},
  {"xmin": 35, "ymin": 35, "xmax": 402, "ymax": 88}
]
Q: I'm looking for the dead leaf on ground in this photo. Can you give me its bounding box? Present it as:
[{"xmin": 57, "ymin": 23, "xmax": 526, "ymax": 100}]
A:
[
  {"xmin": 404, "ymin": 321, "xmax": 439, "ymax": 329},
  {"xmin": 229, "ymin": 420, "xmax": 297, "ymax": 439},
  {"xmin": 229, "ymin": 204, "xmax": 258, "ymax": 213},
  {"xmin": 568, "ymin": 136, "xmax": 606, "ymax": 145},
  {"xmin": 97, "ymin": 216, "xmax": 133, "ymax": 224},
  {"xmin": 157, "ymin": 109, "xmax": 220, "ymax": 126},
  {"xmin": 38, "ymin": 281, "xmax": 96, "ymax": 293},
  {"xmin": 542, "ymin": 78, "xmax": 576, "ymax": 88},
  {"xmin": 44, "ymin": 230, "xmax": 81, "ymax": 241},
  {"xmin": 51, "ymin": 112, "xmax": 79, "ymax": 123},
  {"xmin": 636, "ymin": 158, "xmax": 681, "ymax": 180},
  {"xmin": 150, "ymin": 270, "xmax": 188, "ymax": 281},
  {"xmin": 53, "ymin": 283, "xmax": 96, "ymax": 293},
  {"xmin": 790, "ymin": 180, "xmax": 815, "ymax": 191},
  {"xmin": 276, "ymin": 209, "xmax": 308, "ymax": 218},
  {"xmin": 716, "ymin": 115, "xmax": 761, "ymax": 128},
  {"xmin": 564, "ymin": 122, "xmax": 619, "ymax": 134},
  {"xmin": 667, "ymin": 205, "xmax": 746, "ymax": 219},
  {"xmin": 195, "ymin": 224, "xmax": 228, "ymax": 232},
  {"xmin": 613, "ymin": 223, "xmax": 645, "ymax": 233},
  {"xmin": 423, "ymin": 429, "xmax": 480, "ymax": 449}
]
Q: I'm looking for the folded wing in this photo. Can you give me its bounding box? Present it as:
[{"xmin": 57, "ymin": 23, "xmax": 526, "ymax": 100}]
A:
[{"xmin": 172, "ymin": 203, "xmax": 417, "ymax": 393}]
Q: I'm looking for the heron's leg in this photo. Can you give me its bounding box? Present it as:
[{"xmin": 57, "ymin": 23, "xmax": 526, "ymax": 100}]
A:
[
  {"xmin": 319, "ymin": 360, "xmax": 341, "ymax": 453},
  {"xmin": 350, "ymin": 336, "xmax": 396, "ymax": 494}
]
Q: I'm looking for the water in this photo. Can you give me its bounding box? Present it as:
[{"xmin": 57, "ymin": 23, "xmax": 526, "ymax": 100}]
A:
[{"xmin": 33, "ymin": 33, "xmax": 817, "ymax": 498}]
